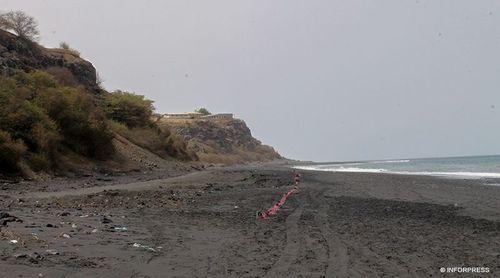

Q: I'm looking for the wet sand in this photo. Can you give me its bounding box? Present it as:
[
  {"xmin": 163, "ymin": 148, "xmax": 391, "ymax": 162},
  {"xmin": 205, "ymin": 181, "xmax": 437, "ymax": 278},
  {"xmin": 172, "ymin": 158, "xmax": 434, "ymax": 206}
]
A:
[{"xmin": 0, "ymin": 165, "xmax": 499, "ymax": 277}]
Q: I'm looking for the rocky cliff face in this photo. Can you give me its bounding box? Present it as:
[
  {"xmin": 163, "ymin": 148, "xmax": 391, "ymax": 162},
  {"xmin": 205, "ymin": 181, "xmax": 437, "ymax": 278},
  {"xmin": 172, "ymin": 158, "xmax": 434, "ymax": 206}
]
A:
[
  {"xmin": 0, "ymin": 30, "xmax": 99, "ymax": 92},
  {"xmin": 159, "ymin": 118, "xmax": 281, "ymax": 164}
]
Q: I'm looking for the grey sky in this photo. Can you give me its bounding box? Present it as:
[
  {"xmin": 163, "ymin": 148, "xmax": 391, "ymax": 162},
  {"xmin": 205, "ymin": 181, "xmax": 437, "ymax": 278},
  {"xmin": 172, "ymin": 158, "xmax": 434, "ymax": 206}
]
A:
[{"xmin": 1, "ymin": 0, "xmax": 500, "ymax": 162}]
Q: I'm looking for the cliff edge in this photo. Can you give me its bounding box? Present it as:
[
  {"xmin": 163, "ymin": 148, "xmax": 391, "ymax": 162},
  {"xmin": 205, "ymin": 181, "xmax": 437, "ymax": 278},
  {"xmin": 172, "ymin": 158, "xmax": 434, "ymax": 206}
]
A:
[
  {"xmin": 158, "ymin": 118, "xmax": 281, "ymax": 165},
  {"xmin": 0, "ymin": 29, "xmax": 99, "ymax": 92}
]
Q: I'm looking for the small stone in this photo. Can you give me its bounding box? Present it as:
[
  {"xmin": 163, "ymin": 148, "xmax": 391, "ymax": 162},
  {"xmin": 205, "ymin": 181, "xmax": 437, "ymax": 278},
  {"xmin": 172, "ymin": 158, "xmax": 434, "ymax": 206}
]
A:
[
  {"xmin": 45, "ymin": 249, "xmax": 60, "ymax": 255},
  {"xmin": 100, "ymin": 216, "xmax": 112, "ymax": 224}
]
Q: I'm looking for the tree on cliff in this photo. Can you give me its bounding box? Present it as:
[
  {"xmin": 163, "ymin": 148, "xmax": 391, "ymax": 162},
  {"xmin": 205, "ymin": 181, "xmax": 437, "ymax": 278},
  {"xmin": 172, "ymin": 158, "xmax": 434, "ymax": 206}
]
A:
[
  {"xmin": 196, "ymin": 108, "xmax": 211, "ymax": 115},
  {"xmin": 0, "ymin": 10, "xmax": 39, "ymax": 41}
]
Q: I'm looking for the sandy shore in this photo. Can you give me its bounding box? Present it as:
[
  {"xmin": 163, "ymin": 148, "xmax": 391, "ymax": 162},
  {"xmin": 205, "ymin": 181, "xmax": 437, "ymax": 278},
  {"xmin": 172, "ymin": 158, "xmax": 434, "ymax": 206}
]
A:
[{"xmin": 0, "ymin": 165, "xmax": 499, "ymax": 277}]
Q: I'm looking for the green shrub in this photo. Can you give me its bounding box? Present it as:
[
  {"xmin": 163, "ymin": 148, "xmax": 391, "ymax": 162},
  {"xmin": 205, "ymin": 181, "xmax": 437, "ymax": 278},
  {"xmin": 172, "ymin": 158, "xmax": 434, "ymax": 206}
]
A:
[
  {"xmin": 28, "ymin": 153, "xmax": 51, "ymax": 172},
  {"xmin": 103, "ymin": 90, "xmax": 154, "ymax": 128},
  {"xmin": 0, "ymin": 130, "xmax": 26, "ymax": 172},
  {"xmin": 107, "ymin": 120, "xmax": 129, "ymax": 135},
  {"xmin": 13, "ymin": 70, "xmax": 57, "ymax": 91},
  {"xmin": 195, "ymin": 107, "xmax": 211, "ymax": 115},
  {"xmin": 2, "ymin": 100, "xmax": 59, "ymax": 152},
  {"xmin": 36, "ymin": 87, "xmax": 114, "ymax": 158}
]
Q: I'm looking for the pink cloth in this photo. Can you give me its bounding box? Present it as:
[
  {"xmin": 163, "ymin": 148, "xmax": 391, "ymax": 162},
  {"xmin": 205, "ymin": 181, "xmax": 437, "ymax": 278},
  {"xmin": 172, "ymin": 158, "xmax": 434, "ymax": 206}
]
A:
[{"xmin": 258, "ymin": 188, "xmax": 296, "ymax": 220}]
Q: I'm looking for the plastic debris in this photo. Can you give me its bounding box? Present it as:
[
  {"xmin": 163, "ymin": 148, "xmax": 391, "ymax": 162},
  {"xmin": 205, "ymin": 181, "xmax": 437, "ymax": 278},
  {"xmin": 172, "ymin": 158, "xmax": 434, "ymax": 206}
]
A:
[
  {"xmin": 114, "ymin": 227, "xmax": 128, "ymax": 232},
  {"xmin": 71, "ymin": 223, "xmax": 78, "ymax": 228},
  {"xmin": 9, "ymin": 239, "xmax": 18, "ymax": 244},
  {"xmin": 61, "ymin": 233, "xmax": 71, "ymax": 238},
  {"xmin": 132, "ymin": 243, "xmax": 156, "ymax": 252}
]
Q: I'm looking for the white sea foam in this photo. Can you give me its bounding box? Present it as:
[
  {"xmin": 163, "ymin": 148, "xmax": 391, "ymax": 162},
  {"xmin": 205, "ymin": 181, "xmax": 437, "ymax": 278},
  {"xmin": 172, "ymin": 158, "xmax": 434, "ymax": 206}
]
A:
[
  {"xmin": 378, "ymin": 159, "xmax": 411, "ymax": 163},
  {"xmin": 293, "ymin": 165, "xmax": 500, "ymax": 179}
]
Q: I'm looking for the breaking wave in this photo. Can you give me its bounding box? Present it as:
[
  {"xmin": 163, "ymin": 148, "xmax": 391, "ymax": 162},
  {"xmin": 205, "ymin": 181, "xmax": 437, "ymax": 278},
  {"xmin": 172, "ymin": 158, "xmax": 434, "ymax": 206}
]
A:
[{"xmin": 293, "ymin": 166, "xmax": 500, "ymax": 179}]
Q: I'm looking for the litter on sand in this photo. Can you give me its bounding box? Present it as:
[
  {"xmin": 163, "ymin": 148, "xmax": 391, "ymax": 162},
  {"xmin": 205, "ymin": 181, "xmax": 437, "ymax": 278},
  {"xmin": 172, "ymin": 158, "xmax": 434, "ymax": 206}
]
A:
[
  {"xmin": 114, "ymin": 227, "xmax": 128, "ymax": 232},
  {"xmin": 132, "ymin": 243, "xmax": 156, "ymax": 252}
]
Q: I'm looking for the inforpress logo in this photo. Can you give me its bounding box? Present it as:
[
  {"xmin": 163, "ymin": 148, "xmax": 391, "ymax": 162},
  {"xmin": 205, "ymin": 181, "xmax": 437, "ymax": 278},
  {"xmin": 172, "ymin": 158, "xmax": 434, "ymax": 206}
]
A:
[{"xmin": 440, "ymin": 267, "xmax": 490, "ymax": 274}]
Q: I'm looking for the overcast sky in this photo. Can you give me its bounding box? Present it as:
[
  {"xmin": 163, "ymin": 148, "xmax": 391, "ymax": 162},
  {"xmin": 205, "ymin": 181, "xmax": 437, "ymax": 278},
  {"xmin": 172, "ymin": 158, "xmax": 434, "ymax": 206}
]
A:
[{"xmin": 1, "ymin": 1, "xmax": 500, "ymax": 162}]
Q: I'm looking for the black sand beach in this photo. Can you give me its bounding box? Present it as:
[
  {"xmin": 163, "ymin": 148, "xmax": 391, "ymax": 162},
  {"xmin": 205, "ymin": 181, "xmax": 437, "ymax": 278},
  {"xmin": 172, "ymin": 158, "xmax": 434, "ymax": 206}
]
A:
[{"xmin": 1, "ymin": 165, "xmax": 499, "ymax": 277}]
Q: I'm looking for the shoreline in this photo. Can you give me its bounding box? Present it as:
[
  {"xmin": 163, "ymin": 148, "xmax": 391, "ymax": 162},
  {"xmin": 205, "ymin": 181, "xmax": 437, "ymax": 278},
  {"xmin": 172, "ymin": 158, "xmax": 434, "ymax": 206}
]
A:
[{"xmin": 0, "ymin": 164, "xmax": 499, "ymax": 276}]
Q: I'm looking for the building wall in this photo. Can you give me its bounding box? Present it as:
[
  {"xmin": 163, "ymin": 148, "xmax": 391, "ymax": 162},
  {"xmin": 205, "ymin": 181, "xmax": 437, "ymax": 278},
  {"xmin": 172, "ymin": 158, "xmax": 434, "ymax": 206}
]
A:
[
  {"xmin": 202, "ymin": 113, "xmax": 234, "ymax": 120},
  {"xmin": 164, "ymin": 113, "xmax": 203, "ymax": 119}
]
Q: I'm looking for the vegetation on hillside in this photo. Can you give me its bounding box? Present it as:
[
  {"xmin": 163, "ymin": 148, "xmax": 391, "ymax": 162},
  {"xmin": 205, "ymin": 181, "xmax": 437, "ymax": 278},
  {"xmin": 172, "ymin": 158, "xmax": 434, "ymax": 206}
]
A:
[
  {"xmin": 0, "ymin": 71, "xmax": 114, "ymax": 173},
  {"xmin": 0, "ymin": 71, "xmax": 195, "ymax": 175},
  {"xmin": 0, "ymin": 10, "xmax": 277, "ymax": 175},
  {"xmin": 103, "ymin": 90, "xmax": 195, "ymax": 160},
  {"xmin": 104, "ymin": 91, "xmax": 154, "ymax": 128}
]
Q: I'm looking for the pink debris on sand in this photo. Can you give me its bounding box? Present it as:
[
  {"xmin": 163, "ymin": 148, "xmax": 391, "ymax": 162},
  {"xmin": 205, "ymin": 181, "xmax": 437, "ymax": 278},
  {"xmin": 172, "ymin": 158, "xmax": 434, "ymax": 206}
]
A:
[{"xmin": 258, "ymin": 188, "xmax": 296, "ymax": 220}]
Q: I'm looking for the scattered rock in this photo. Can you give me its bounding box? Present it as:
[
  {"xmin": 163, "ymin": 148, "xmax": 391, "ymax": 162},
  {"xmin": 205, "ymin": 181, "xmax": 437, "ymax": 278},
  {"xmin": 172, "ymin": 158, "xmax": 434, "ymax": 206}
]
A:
[
  {"xmin": 0, "ymin": 211, "xmax": 22, "ymax": 226},
  {"xmin": 100, "ymin": 216, "xmax": 113, "ymax": 224},
  {"xmin": 14, "ymin": 253, "xmax": 28, "ymax": 259},
  {"xmin": 45, "ymin": 249, "xmax": 60, "ymax": 256},
  {"xmin": 60, "ymin": 233, "xmax": 71, "ymax": 238}
]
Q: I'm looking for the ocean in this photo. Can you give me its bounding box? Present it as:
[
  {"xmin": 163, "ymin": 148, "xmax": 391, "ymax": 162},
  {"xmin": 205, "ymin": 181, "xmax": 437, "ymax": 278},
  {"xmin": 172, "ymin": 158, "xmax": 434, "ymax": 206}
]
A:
[{"xmin": 294, "ymin": 155, "xmax": 500, "ymax": 179}]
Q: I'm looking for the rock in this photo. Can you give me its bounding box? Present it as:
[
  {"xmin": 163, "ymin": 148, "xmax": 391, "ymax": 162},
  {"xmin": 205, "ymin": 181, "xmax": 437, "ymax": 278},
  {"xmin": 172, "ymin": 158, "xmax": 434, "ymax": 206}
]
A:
[
  {"xmin": 45, "ymin": 249, "xmax": 60, "ymax": 255},
  {"xmin": 14, "ymin": 253, "xmax": 28, "ymax": 259},
  {"xmin": 0, "ymin": 211, "xmax": 22, "ymax": 226},
  {"xmin": 0, "ymin": 30, "xmax": 100, "ymax": 92},
  {"xmin": 100, "ymin": 216, "xmax": 113, "ymax": 224}
]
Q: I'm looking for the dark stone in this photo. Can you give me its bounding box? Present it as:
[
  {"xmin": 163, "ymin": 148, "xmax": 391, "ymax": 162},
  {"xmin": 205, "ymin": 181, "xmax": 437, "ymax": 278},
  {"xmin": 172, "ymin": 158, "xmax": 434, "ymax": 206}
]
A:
[{"xmin": 100, "ymin": 216, "xmax": 113, "ymax": 224}]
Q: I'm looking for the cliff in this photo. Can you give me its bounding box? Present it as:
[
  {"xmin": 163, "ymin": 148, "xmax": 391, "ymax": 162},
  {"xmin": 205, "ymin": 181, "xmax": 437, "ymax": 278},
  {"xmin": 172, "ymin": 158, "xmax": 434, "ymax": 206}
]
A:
[
  {"xmin": 0, "ymin": 30, "xmax": 280, "ymax": 177},
  {"xmin": 158, "ymin": 118, "xmax": 281, "ymax": 164},
  {"xmin": 0, "ymin": 29, "xmax": 99, "ymax": 92}
]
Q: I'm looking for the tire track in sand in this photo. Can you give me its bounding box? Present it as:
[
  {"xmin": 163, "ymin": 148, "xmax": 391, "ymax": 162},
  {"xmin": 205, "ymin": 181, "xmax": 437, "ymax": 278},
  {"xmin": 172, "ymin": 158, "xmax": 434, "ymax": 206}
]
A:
[
  {"xmin": 306, "ymin": 187, "xmax": 349, "ymax": 278},
  {"xmin": 263, "ymin": 205, "xmax": 303, "ymax": 278},
  {"xmin": 316, "ymin": 201, "xmax": 349, "ymax": 278}
]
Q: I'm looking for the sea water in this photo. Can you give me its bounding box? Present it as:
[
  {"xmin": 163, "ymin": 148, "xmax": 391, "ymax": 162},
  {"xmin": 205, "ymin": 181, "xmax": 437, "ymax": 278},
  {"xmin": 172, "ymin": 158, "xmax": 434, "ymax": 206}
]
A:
[{"xmin": 294, "ymin": 155, "xmax": 500, "ymax": 179}]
